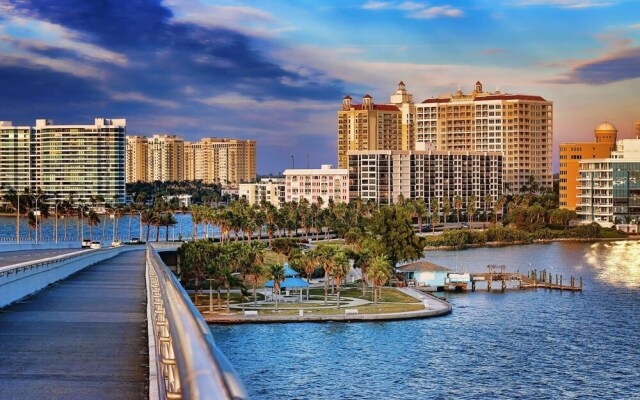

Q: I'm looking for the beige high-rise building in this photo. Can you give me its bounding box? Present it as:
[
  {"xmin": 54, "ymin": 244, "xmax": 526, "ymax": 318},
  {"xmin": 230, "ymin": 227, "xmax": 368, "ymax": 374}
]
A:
[
  {"xmin": 634, "ymin": 121, "xmax": 640, "ymax": 139},
  {"xmin": 148, "ymin": 134, "xmax": 184, "ymax": 182},
  {"xmin": 415, "ymin": 81, "xmax": 553, "ymax": 192},
  {"xmin": 184, "ymin": 138, "xmax": 256, "ymax": 184},
  {"xmin": 337, "ymin": 82, "xmax": 415, "ymax": 169},
  {"xmin": 125, "ymin": 135, "xmax": 148, "ymax": 183}
]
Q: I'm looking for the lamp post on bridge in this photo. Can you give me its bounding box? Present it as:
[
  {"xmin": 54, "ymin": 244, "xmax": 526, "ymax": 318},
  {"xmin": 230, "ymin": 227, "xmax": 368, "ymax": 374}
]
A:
[{"xmin": 33, "ymin": 193, "xmax": 42, "ymax": 244}]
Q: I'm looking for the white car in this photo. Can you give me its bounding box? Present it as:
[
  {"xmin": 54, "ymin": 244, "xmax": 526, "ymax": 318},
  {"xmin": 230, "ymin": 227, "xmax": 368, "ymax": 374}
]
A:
[
  {"xmin": 90, "ymin": 241, "xmax": 102, "ymax": 249},
  {"xmin": 111, "ymin": 240, "xmax": 122, "ymax": 247},
  {"xmin": 81, "ymin": 239, "xmax": 91, "ymax": 248}
]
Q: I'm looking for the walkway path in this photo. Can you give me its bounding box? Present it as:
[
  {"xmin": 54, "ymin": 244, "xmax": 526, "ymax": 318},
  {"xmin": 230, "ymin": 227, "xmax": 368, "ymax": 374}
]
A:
[
  {"xmin": 0, "ymin": 248, "xmax": 87, "ymax": 268},
  {"xmin": 0, "ymin": 250, "xmax": 148, "ymax": 399}
]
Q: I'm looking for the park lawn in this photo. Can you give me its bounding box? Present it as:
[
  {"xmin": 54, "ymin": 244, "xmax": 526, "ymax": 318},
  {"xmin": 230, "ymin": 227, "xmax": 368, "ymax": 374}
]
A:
[
  {"xmin": 308, "ymin": 287, "xmax": 420, "ymax": 303},
  {"xmin": 223, "ymin": 302, "xmax": 425, "ymax": 316}
]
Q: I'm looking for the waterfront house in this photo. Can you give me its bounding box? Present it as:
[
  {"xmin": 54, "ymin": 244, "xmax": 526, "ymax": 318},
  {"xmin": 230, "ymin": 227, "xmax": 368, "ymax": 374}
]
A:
[{"xmin": 397, "ymin": 261, "xmax": 452, "ymax": 290}]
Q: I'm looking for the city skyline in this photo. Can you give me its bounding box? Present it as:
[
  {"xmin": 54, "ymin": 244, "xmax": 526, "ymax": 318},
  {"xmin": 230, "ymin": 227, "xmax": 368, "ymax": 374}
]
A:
[{"xmin": 0, "ymin": 0, "xmax": 638, "ymax": 174}]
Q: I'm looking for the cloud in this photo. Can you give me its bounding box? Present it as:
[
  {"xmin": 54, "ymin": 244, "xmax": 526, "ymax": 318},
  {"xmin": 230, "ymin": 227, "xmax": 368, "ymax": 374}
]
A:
[
  {"xmin": 481, "ymin": 48, "xmax": 508, "ymax": 55},
  {"xmin": 546, "ymin": 47, "xmax": 640, "ymax": 84},
  {"xmin": 510, "ymin": 0, "xmax": 614, "ymax": 8},
  {"xmin": 362, "ymin": 1, "xmax": 463, "ymax": 18},
  {"xmin": 411, "ymin": 6, "xmax": 464, "ymax": 18},
  {"xmin": 197, "ymin": 94, "xmax": 335, "ymax": 111},
  {"xmin": 632, "ymin": 24, "xmax": 640, "ymax": 29}
]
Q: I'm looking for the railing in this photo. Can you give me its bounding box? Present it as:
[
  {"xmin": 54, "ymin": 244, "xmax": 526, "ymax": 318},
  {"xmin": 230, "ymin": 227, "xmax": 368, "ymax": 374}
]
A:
[{"xmin": 146, "ymin": 246, "xmax": 247, "ymax": 400}]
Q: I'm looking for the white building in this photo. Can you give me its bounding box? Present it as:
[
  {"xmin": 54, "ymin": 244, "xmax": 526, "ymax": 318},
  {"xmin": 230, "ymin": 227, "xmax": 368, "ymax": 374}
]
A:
[
  {"xmin": 239, "ymin": 178, "xmax": 285, "ymax": 207},
  {"xmin": 348, "ymin": 150, "xmax": 503, "ymax": 211},
  {"xmin": 163, "ymin": 194, "xmax": 192, "ymax": 208},
  {"xmin": 577, "ymin": 139, "xmax": 640, "ymax": 225},
  {"xmin": 284, "ymin": 165, "xmax": 349, "ymax": 206},
  {"xmin": 1, "ymin": 118, "xmax": 126, "ymax": 203}
]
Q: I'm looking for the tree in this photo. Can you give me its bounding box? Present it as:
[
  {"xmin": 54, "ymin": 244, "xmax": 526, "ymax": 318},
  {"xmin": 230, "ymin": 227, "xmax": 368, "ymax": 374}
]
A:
[
  {"xmin": 87, "ymin": 210, "xmax": 100, "ymax": 241},
  {"xmin": 430, "ymin": 198, "xmax": 440, "ymax": 232},
  {"xmin": 468, "ymin": 194, "xmax": 477, "ymax": 223},
  {"xmin": 219, "ymin": 266, "xmax": 244, "ymax": 312},
  {"xmin": 367, "ymin": 205, "xmax": 423, "ymax": 267},
  {"xmin": 141, "ymin": 209, "xmax": 156, "ymax": 242},
  {"xmin": 484, "ymin": 194, "xmax": 492, "ymax": 223},
  {"xmin": 454, "ymin": 195, "xmax": 463, "ymax": 224},
  {"xmin": 367, "ymin": 255, "xmax": 392, "ymax": 304},
  {"xmin": 300, "ymin": 251, "xmax": 318, "ymax": 300},
  {"xmin": 315, "ymin": 244, "xmax": 337, "ymax": 305},
  {"xmin": 442, "ymin": 197, "xmax": 451, "ymax": 225},
  {"xmin": 269, "ymin": 264, "xmax": 285, "ymax": 311},
  {"xmin": 330, "ymin": 251, "xmax": 350, "ymax": 309},
  {"xmin": 494, "ymin": 195, "xmax": 507, "ymax": 225}
]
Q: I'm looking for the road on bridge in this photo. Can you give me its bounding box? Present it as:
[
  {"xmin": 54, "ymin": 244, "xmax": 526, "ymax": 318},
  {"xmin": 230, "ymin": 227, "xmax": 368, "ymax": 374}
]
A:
[
  {"xmin": 0, "ymin": 250, "xmax": 148, "ymax": 399},
  {"xmin": 0, "ymin": 249, "xmax": 88, "ymax": 268}
]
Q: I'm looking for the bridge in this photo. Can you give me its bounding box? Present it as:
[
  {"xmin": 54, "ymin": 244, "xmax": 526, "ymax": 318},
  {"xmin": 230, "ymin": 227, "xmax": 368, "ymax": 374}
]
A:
[{"xmin": 0, "ymin": 243, "xmax": 247, "ymax": 400}]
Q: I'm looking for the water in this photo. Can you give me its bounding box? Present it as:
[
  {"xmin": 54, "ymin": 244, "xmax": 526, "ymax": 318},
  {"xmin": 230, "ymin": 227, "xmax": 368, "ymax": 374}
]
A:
[
  {"xmin": 210, "ymin": 241, "xmax": 640, "ymax": 399},
  {"xmin": 0, "ymin": 213, "xmax": 213, "ymax": 243}
]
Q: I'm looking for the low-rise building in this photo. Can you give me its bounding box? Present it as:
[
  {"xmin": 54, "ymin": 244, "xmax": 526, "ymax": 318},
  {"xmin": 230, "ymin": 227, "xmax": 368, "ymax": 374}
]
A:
[
  {"xmin": 397, "ymin": 260, "xmax": 452, "ymax": 289},
  {"xmin": 239, "ymin": 178, "xmax": 285, "ymax": 207},
  {"xmin": 163, "ymin": 194, "xmax": 192, "ymax": 208},
  {"xmin": 284, "ymin": 165, "xmax": 349, "ymax": 206}
]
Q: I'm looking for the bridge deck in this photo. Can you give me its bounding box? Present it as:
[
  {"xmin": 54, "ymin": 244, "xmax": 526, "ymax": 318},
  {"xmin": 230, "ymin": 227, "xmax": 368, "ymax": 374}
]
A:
[{"xmin": 0, "ymin": 250, "xmax": 148, "ymax": 399}]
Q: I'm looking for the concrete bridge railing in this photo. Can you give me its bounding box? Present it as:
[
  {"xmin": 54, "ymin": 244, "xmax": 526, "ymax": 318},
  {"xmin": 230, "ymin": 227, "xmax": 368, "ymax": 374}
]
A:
[
  {"xmin": 0, "ymin": 245, "xmax": 144, "ymax": 308},
  {"xmin": 146, "ymin": 245, "xmax": 247, "ymax": 400}
]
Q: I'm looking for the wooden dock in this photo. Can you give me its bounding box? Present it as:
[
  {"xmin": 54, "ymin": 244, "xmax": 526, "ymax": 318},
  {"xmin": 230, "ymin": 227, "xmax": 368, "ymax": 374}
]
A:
[{"xmin": 468, "ymin": 265, "xmax": 583, "ymax": 292}]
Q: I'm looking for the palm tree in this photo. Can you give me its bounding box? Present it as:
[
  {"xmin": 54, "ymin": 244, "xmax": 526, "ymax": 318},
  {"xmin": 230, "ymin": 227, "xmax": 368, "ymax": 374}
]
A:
[
  {"xmin": 454, "ymin": 195, "xmax": 463, "ymax": 224},
  {"xmin": 87, "ymin": 210, "xmax": 100, "ymax": 241},
  {"xmin": 219, "ymin": 267, "xmax": 244, "ymax": 312},
  {"xmin": 163, "ymin": 212, "xmax": 177, "ymax": 241},
  {"xmin": 140, "ymin": 209, "xmax": 156, "ymax": 242},
  {"xmin": 331, "ymin": 251, "xmax": 350, "ymax": 309},
  {"xmin": 442, "ymin": 197, "xmax": 451, "ymax": 225},
  {"xmin": 269, "ymin": 264, "xmax": 285, "ymax": 311},
  {"xmin": 430, "ymin": 198, "xmax": 440, "ymax": 233},
  {"xmin": 494, "ymin": 195, "xmax": 507, "ymax": 225},
  {"xmin": 316, "ymin": 245, "xmax": 336, "ymax": 305},
  {"xmin": 468, "ymin": 194, "xmax": 477, "ymax": 223},
  {"xmin": 301, "ymin": 251, "xmax": 317, "ymax": 300},
  {"xmin": 367, "ymin": 255, "xmax": 392, "ymax": 304},
  {"xmin": 484, "ymin": 194, "xmax": 492, "ymax": 223},
  {"xmin": 353, "ymin": 248, "xmax": 372, "ymax": 297}
]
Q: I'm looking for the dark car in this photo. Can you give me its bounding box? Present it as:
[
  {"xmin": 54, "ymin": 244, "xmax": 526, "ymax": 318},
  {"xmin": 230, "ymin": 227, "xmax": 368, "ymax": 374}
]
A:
[{"xmin": 421, "ymin": 224, "xmax": 433, "ymax": 232}]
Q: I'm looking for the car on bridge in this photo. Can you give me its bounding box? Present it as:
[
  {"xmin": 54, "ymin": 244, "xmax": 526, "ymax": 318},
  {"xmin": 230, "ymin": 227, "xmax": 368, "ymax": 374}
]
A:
[
  {"xmin": 89, "ymin": 241, "xmax": 102, "ymax": 249},
  {"xmin": 81, "ymin": 238, "xmax": 91, "ymax": 248}
]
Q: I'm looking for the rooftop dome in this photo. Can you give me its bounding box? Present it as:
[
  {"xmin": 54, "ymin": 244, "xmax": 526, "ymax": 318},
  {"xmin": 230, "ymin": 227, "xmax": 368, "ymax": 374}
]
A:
[{"xmin": 595, "ymin": 121, "xmax": 617, "ymax": 131}]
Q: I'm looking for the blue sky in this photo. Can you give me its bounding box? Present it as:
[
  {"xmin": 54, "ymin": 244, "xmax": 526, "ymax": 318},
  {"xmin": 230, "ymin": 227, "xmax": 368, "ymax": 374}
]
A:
[{"xmin": 0, "ymin": 0, "xmax": 639, "ymax": 173}]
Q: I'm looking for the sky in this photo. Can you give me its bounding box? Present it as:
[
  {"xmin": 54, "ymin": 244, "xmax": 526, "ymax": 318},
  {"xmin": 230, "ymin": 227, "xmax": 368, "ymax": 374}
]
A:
[{"xmin": 0, "ymin": 0, "xmax": 639, "ymax": 174}]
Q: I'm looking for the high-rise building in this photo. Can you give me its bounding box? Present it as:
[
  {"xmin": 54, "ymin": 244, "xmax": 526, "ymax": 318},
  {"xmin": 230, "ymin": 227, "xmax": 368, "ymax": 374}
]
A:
[
  {"xmin": 36, "ymin": 118, "xmax": 126, "ymax": 203},
  {"xmin": 0, "ymin": 121, "xmax": 34, "ymax": 197},
  {"xmin": 559, "ymin": 122, "xmax": 617, "ymax": 210},
  {"xmin": 284, "ymin": 165, "xmax": 349, "ymax": 206},
  {"xmin": 184, "ymin": 138, "xmax": 256, "ymax": 185},
  {"xmin": 337, "ymin": 82, "xmax": 415, "ymax": 169},
  {"xmin": 348, "ymin": 150, "xmax": 503, "ymax": 210},
  {"xmin": 0, "ymin": 119, "xmax": 126, "ymax": 203},
  {"xmin": 634, "ymin": 121, "xmax": 640, "ymax": 139},
  {"xmin": 414, "ymin": 81, "xmax": 553, "ymax": 192},
  {"xmin": 577, "ymin": 138, "xmax": 640, "ymax": 225},
  {"xmin": 147, "ymin": 134, "xmax": 184, "ymax": 182},
  {"xmin": 125, "ymin": 135, "xmax": 148, "ymax": 183}
]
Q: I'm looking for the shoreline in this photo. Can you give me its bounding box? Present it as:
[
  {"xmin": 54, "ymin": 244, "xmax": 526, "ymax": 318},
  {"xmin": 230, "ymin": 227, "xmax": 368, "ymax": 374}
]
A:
[
  {"xmin": 205, "ymin": 289, "xmax": 452, "ymax": 324},
  {"xmin": 424, "ymin": 236, "xmax": 640, "ymax": 251}
]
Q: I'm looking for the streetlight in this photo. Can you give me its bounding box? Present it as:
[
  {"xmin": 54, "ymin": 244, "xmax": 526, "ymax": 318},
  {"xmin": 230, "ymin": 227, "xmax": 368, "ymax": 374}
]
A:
[
  {"xmin": 54, "ymin": 199, "xmax": 62, "ymax": 243},
  {"xmin": 33, "ymin": 193, "xmax": 42, "ymax": 244},
  {"xmin": 16, "ymin": 189, "xmax": 20, "ymax": 244},
  {"xmin": 110, "ymin": 213, "xmax": 116, "ymax": 244}
]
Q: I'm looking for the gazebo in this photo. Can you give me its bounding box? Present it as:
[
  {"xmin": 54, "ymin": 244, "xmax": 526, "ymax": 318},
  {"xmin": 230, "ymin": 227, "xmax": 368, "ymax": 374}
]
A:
[{"xmin": 264, "ymin": 263, "xmax": 309, "ymax": 302}]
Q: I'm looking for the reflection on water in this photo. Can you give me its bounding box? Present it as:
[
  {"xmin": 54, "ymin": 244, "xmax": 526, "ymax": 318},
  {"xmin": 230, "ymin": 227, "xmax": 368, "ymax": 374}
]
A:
[{"xmin": 585, "ymin": 241, "xmax": 640, "ymax": 288}]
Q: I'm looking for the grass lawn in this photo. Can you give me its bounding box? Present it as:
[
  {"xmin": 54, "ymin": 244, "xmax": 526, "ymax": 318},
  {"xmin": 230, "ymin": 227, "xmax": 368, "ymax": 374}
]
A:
[
  {"xmin": 204, "ymin": 303, "xmax": 424, "ymax": 317},
  {"xmin": 308, "ymin": 287, "xmax": 420, "ymax": 303}
]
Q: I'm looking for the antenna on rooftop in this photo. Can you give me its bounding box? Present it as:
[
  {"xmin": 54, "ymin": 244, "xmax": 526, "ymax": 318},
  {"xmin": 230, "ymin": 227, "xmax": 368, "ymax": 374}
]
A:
[{"xmin": 291, "ymin": 155, "xmax": 295, "ymax": 169}]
